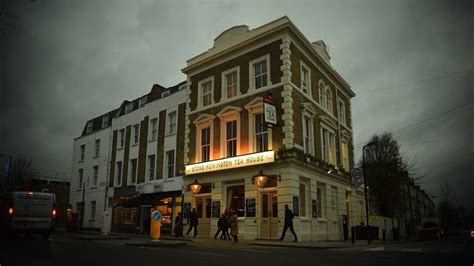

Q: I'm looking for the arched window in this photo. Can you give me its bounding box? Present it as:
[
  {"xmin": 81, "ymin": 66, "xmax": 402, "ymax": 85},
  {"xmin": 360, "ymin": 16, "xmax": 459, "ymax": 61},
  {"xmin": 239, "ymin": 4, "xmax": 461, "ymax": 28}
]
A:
[
  {"xmin": 319, "ymin": 80, "xmax": 326, "ymax": 109},
  {"xmin": 326, "ymin": 86, "xmax": 333, "ymax": 114}
]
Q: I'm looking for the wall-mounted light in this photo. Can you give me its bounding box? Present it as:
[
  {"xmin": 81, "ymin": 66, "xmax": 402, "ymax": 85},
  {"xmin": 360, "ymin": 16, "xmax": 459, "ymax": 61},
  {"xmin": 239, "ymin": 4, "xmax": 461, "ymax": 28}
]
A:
[
  {"xmin": 251, "ymin": 170, "xmax": 281, "ymax": 188},
  {"xmin": 187, "ymin": 179, "xmax": 202, "ymax": 194}
]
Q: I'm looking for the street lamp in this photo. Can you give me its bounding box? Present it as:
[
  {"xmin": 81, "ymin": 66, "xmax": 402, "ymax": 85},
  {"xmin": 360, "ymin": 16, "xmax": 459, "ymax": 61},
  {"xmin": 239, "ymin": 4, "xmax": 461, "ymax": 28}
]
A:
[{"xmin": 362, "ymin": 140, "xmax": 377, "ymax": 245}]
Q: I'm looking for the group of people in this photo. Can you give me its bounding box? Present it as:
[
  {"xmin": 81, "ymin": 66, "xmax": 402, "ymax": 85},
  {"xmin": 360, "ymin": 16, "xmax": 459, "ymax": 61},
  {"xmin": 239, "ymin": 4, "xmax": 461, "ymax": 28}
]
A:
[
  {"xmin": 172, "ymin": 204, "xmax": 297, "ymax": 243},
  {"xmin": 214, "ymin": 208, "xmax": 239, "ymax": 242}
]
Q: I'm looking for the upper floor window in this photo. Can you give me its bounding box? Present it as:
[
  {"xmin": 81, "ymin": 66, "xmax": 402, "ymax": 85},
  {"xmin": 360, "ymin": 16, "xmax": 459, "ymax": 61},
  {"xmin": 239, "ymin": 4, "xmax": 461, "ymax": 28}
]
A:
[
  {"xmin": 168, "ymin": 111, "xmax": 177, "ymax": 135},
  {"xmin": 338, "ymin": 100, "xmax": 346, "ymax": 125},
  {"xmin": 94, "ymin": 139, "xmax": 100, "ymax": 157},
  {"xmin": 86, "ymin": 122, "xmax": 93, "ymax": 134},
  {"xmin": 133, "ymin": 124, "xmax": 139, "ymax": 144},
  {"xmin": 80, "ymin": 144, "xmax": 85, "ymax": 161},
  {"xmin": 166, "ymin": 150, "xmax": 175, "ymax": 178},
  {"xmin": 148, "ymin": 155, "xmax": 155, "ymax": 181},
  {"xmin": 125, "ymin": 103, "xmax": 133, "ymax": 114},
  {"xmin": 92, "ymin": 165, "xmax": 98, "ymax": 187},
  {"xmin": 321, "ymin": 127, "xmax": 336, "ymax": 165},
  {"xmin": 222, "ymin": 67, "xmax": 239, "ymax": 100},
  {"xmin": 115, "ymin": 161, "xmax": 122, "ymax": 186},
  {"xmin": 198, "ymin": 77, "xmax": 214, "ymax": 108},
  {"xmin": 102, "ymin": 115, "xmax": 108, "ymax": 128},
  {"xmin": 326, "ymin": 87, "xmax": 333, "ymax": 114},
  {"xmin": 341, "ymin": 140, "xmax": 350, "ymax": 171},
  {"xmin": 118, "ymin": 129, "xmax": 125, "ymax": 148},
  {"xmin": 201, "ymin": 127, "xmax": 211, "ymax": 162},
  {"xmin": 255, "ymin": 113, "xmax": 268, "ymax": 152},
  {"xmin": 300, "ymin": 62, "xmax": 310, "ymax": 95},
  {"xmin": 139, "ymin": 96, "xmax": 147, "ymax": 108},
  {"xmin": 319, "ymin": 80, "xmax": 326, "ymax": 109},
  {"xmin": 303, "ymin": 115, "xmax": 314, "ymax": 155},
  {"xmin": 150, "ymin": 118, "xmax": 158, "ymax": 141},
  {"xmin": 250, "ymin": 55, "xmax": 271, "ymax": 91},
  {"xmin": 129, "ymin": 158, "xmax": 137, "ymax": 184},
  {"xmin": 78, "ymin": 169, "xmax": 83, "ymax": 189},
  {"xmin": 226, "ymin": 120, "xmax": 237, "ymax": 157}
]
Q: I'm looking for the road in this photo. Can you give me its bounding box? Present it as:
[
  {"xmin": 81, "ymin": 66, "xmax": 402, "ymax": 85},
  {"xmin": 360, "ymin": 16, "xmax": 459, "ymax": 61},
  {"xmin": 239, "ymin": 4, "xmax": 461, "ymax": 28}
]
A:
[{"xmin": 0, "ymin": 233, "xmax": 472, "ymax": 266}]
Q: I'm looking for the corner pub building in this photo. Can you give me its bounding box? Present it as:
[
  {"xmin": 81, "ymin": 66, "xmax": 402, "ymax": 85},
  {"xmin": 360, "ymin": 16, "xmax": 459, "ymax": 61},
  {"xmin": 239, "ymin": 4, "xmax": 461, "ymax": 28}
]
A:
[{"xmin": 182, "ymin": 16, "xmax": 366, "ymax": 241}]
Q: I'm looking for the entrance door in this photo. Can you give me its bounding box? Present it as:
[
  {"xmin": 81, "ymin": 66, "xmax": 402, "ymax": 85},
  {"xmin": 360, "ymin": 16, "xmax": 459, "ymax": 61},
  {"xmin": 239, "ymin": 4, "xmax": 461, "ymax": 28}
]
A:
[
  {"xmin": 196, "ymin": 196, "xmax": 211, "ymax": 237},
  {"xmin": 260, "ymin": 191, "xmax": 278, "ymax": 239}
]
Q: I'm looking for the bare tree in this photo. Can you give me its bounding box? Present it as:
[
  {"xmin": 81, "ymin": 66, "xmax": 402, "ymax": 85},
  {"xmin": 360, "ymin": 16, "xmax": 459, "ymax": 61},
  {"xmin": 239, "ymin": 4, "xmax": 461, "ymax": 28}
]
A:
[{"xmin": 10, "ymin": 157, "xmax": 34, "ymax": 186}]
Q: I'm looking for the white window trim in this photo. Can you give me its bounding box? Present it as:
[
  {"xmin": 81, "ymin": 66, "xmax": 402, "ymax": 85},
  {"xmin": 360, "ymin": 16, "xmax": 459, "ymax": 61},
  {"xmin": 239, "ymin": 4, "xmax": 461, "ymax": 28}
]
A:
[
  {"xmin": 340, "ymin": 139, "xmax": 350, "ymax": 171},
  {"xmin": 249, "ymin": 54, "xmax": 272, "ymax": 92},
  {"xmin": 164, "ymin": 150, "xmax": 176, "ymax": 179},
  {"xmin": 133, "ymin": 124, "xmax": 140, "ymax": 145},
  {"xmin": 325, "ymin": 85, "xmax": 333, "ymax": 114},
  {"xmin": 320, "ymin": 125, "xmax": 336, "ymax": 165},
  {"xmin": 167, "ymin": 110, "xmax": 177, "ymax": 136},
  {"xmin": 92, "ymin": 165, "xmax": 98, "ymax": 187},
  {"xmin": 217, "ymin": 107, "xmax": 242, "ymax": 158},
  {"xmin": 338, "ymin": 99, "xmax": 346, "ymax": 126},
  {"xmin": 86, "ymin": 122, "xmax": 93, "ymax": 134},
  {"xmin": 302, "ymin": 113, "xmax": 315, "ymax": 156},
  {"xmin": 245, "ymin": 100, "xmax": 273, "ymax": 153},
  {"xmin": 129, "ymin": 158, "xmax": 137, "ymax": 185},
  {"xmin": 147, "ymin": 155, "xmax": 156, "ymax": 181},
  {"xmin": 149, "ymin": 118, "xmax": 158, "ymax": 141},
  {"xmin": 79, "ymin": 145, "xmax": 85, "ymax": 161},
  {"xmin": 299, "ymin": 178, "xmax": 310, "ymax": 218},
  {"xmin": 318, "ymin": 79, "xmax": 326, "ymax": 109},
  {"xmin": 115, "ymin": 162, "xmax": 122, "ymax": 187},
  {"xmin": 193, "ymin": 114, "xmax": 216, "ymax": 162},
  {"xmin": 300, "ymin": 60, "xmax": 311, "ymax": 96},
  {"xmin": 94, "ymin": 139, "xmax": 100, "ymax": 158},
  {"xmin": 221, "ymin": 66, "xmax": 240, "ymax": 100},
  {"xmin": 197, "ymin": 76, "xmax": 215, "ymax": 109},
  {"xmin": 118, "ymin": 129, "xmax": 125, "ymax": 149}
]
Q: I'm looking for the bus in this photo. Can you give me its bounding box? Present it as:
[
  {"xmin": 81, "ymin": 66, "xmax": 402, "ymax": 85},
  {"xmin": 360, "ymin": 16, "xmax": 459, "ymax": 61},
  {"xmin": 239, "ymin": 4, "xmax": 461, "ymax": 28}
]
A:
[{"xmin": 0, "ymin": 191, "xmax": 57, "ymax": 239}]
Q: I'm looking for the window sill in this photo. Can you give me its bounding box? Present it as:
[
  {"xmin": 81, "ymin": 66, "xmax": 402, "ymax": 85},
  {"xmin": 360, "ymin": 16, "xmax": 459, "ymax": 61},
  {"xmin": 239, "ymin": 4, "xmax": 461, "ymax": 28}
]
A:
[
  {"xmin": 165, "ymin": 133, "xmax": 176, "ymax": 137},
  {"xmin": 117, "ymin": 147, "xmax": 124, "ymax": 151},
  {"xmin": 131, "ymin": 143, "xmax": 139, "ymax": 147},
  {"xmin": 148, "ymin": 139, "xmax": 157, "ymax": 143}
]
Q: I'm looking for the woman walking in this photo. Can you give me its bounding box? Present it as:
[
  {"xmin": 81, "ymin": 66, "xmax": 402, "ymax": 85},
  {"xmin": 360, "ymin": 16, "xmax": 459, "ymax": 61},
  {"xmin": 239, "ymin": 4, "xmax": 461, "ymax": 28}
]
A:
[{"xmin": 174, "ymin": 212, "xmax": 184, "ymax": 238}]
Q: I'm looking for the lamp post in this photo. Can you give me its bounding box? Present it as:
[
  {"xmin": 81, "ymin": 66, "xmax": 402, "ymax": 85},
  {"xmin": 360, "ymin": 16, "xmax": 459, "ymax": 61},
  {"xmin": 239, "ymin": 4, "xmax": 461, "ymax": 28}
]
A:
[
  {"xmin": 362, "ymin": 140, "xmax": 377, "ymax": 245},
  {"xmin": 188, "ymin": 179, "xmax": 202, "ymax": 194}
]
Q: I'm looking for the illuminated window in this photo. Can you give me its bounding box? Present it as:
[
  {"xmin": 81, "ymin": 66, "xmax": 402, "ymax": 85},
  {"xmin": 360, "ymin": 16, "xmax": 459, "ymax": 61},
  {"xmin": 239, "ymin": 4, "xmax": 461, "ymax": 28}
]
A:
[
  {"xmin": 201, "ymin": 127, "xmax": 211, "ymax": 162},
  {"xmin": 255, "ymin": 113, "xmax": 268, "ymax": 152},
  {"xmin": 226, "ymin": 120, "xmax": 237, "ymax": 157},
  {"xmin": 321, "ymin": 127, "xmax": 336, "ymax": 165},
  {"xmin": 224, "ymin": 70, "xmax": 238, "ymax": 99},
  {"xmin": 338, "ymin": 100, "xmax": 346, "ymax": 125},
  {"xmin": 227, "ymin": 185, "xmax": 245, "ymax": 217},
  {"xmin": 341, "ymin": 141, "xmax": 350, "ymax": 171}
]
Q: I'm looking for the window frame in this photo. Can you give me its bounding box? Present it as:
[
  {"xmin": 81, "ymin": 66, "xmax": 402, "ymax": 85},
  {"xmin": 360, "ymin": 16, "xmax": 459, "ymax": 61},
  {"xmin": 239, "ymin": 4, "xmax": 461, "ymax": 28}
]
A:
[
  {"xmin": 299, "ymin": 180, "xmax": 309, "ymax": 218},
  {"xmin": 194, "ymin": 115, "xmax": 215, "ymax": 163},
  {"xmin": 316, "ymin": 184, "xmax": 326, "ymax": 219},
  {"xmin": 148, "ymin": 155, "xmax": 156, "ymax": 181},
  {"xmin": 79, "ymin": 144, "xmax": 85, "ymax": 161},
  {"xmin": 102, "ymin": 115, "xmax": 108, "ymax": 128},
  {"xmin": 92, "ymin": 165, "xmax": 98, "ymax": 187},
  {"xmin": 118, "ymin": 129, "xmax": 125, "ymax": 148},
  {"xmin": 86, "ymin": 122, "xmax": 93, "ymax": 134},
  {"xmin": 221, "ymin": 66, "xmax": 240, "ymax": 100},
  {"xmin": 249, "ymin": 54, "xmax": 271, "ymax": 92},
  {"xmin": 166, "ymin": 150, "xmax": 175, "ymax": 178},
  {"xmin": 167, "ymin": 111, "xmax": 177, "ymax": 135},
  {"xmin": 338, "ymin": 99, "xmax": 346, "ymax": 125},
  {"xmin": 150, "ymin": 118, "xmax": 158, "ymax": 141},
  {"xmin": 302, "ymin": 114, "xmax": 315, "ymax": 156},
  {"xmin": 90, "ymin": 201, "xmax": 96, "ymax": 220},
  {"xmin": 326, "ymin": 86, "xmax": 333, "ymax": 114},
  {"xmin": 115, "ymin": 161, "xmax": 122, "ymax": 186},
  {"xmin": 94, "ymin": 139, "xmax": 100, "ymax": 158},
  {"xmin": 78, "ymin": 169, "xmax": 83, "ymax": 189},
  {"xmin": 245, "ymin": 99, "xmax": 273, "ymax": 153},
  {"xmin": 300, "ymin": 60, "xmax": 311, "ymax": 95},
  {"xmin": 197, "ymin": 76, "xmax": 214, "ymax": 109},
  {"xmin": 129, "ymin": 158, "xmax": 137, "ymax": 185},
  {"xmin": 133, "ymin": 124, "xmax": 139, "ymax": 144},
  {"xmin": 319, "ymin": 80, "xmax": 326, "ymax": 109},
  {"xmin": 125, "ymin": 103, "xmax": 133, "ymax": 114},
  {"xmin": 320, "ymin": 125, "xmax": 336, "ymax": 165},
  {"xmin": 139, "ymin": 95, "xmax": 147, "ymax": 108}
]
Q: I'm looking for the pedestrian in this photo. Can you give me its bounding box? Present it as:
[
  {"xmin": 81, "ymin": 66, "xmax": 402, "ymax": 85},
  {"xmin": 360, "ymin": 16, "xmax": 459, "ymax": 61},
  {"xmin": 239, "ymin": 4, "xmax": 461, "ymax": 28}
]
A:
[
  {"xmin": 229, "ymin": 209, "xmax": 239, "ymax": 243},
  {"xmin": 174, "ymin": 212, "xmax": 184, "ymax": 238},
  {"xmin": 214, "ymin": 214, "xmax": 227, "ymax": 240},
  {"xmin": 279, "ymin": 204, "xmax": 298, "ymax": 242},
  {"xmin": 222, "ymin": 208, "xmax": 232, "ymax": 240},
  {"xmin": 186, "ymin": 208, "xmax": 198, "ymax": 238}
]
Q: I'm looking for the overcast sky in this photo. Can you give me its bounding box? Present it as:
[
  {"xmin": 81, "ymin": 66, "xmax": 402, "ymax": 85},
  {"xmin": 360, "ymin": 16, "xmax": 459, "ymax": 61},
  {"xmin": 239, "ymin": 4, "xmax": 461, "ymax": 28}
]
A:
[{"xmin": 1, "ymin": 0, "xmax": 472, "ymax": 206}]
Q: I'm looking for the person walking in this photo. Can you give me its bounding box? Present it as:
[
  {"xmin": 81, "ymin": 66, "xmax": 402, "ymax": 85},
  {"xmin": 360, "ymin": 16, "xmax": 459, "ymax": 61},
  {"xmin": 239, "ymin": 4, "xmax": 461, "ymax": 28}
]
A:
[
  {"xmin": 186, "ymin": 208, "xmax": 198, "ymax": 238},
  {"xmin": 229, "ymin": 209, "xmax": 239, "ymax": 243},
  {"xmin": 222, "ymin": 208, "xmax": 232, "ymax": 240},
  {"xmin": 214, "ymin": 214, "xmax": 227, "ymax": 240},
  {"xmin": 174, "ymin": 212, "xmax": 184, "ymax": 238},
  {"xmin": 280, "ymin": 204, "xmax": 298, "ymax": 242}
]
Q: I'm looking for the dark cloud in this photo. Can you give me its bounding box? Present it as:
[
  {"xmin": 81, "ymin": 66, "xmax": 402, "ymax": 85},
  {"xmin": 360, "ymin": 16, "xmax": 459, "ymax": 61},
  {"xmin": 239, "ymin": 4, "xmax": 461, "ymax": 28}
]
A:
[{"xmin": 1, "ymin": 0, "xmax": 472, "ymax": 205}]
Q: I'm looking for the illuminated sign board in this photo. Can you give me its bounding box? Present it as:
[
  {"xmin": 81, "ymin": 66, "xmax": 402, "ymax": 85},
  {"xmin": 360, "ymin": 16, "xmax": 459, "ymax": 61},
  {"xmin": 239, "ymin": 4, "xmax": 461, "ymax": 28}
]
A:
[{"xmin": 185, "ymin": 151, "xmax": 275, "ymax": 175}]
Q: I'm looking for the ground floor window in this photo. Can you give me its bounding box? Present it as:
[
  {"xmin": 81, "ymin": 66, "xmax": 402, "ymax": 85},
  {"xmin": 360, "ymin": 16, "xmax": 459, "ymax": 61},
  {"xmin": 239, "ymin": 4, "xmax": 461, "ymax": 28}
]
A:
[
  {"xmin": 227, "ymin": 185, "xmax": 245, "ymax": 217},
  {"xmin": 196, "ymin": 197, "xmax": 211, "ymax": 218}
]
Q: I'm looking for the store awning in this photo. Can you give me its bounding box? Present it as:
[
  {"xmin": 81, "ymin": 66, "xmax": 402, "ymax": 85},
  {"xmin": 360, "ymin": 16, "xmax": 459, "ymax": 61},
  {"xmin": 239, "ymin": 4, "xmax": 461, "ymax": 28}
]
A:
[{"xmin": 114, "ymin": 190, "xmax": 182, "ymax": 208}]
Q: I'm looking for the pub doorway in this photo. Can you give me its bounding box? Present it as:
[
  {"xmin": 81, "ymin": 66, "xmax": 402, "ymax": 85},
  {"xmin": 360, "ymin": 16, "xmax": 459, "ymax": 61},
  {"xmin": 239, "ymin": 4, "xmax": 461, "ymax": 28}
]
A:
[{"xmin": 260, "ymin": 190, "xmax": 278, "ymax": 239}]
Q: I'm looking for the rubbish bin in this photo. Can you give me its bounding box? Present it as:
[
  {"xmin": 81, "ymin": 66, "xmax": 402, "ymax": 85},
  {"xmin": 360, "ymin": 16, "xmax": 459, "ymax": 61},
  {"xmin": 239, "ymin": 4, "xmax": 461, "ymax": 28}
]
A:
[{"xmin": 101, "ymin": 211, "xmax": 111, "ymax": 236}]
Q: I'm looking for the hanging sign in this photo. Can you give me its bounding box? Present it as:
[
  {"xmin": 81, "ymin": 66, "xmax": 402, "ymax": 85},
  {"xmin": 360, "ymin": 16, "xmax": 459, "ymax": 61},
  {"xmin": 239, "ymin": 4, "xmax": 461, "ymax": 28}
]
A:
[{"xmin": 264, "ymin": 94, "xmax": 277, "ymax": 125}]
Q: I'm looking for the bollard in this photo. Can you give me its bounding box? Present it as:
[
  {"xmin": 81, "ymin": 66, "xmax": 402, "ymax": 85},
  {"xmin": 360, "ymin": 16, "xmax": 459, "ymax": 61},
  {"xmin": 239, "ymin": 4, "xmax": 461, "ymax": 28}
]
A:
[{"xmin": 150, "ymin": 210, "xmax": 162, "ymax": 242}]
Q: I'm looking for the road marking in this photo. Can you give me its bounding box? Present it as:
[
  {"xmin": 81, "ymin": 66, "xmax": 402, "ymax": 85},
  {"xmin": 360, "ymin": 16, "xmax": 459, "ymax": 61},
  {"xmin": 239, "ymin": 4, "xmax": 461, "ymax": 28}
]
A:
[
  {"xmin": 365, "ymin": 247, "xmax": 385, "ymax": 251},
  {"xmin": 400, "ymin": 248, "xmax": 423, "ymax": 252},
  {"xmin": 233, "ymin": 248, "xmax": 271, "ymax": 254},
  {"xmin": 140, "ymin": 247, "xmax": 224, "ymax": 257}
]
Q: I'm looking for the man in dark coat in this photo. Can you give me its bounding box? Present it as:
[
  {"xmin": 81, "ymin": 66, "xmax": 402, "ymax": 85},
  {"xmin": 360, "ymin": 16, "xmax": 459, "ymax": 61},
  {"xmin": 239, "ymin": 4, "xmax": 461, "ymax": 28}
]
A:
[
  {"xmin": 279, "ymin": 204, "xmax": 298, "ymax": 242},
  {"xmin": 186, "ymin": 208, "xmax": 198, "ymax": 238}
]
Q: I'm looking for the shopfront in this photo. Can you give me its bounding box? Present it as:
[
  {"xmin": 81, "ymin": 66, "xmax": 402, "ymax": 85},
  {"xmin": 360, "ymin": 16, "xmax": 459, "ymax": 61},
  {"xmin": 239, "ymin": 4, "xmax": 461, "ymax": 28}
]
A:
[{"xmin": 112, "ymin": 190, "xmax": 182, "ymax": 235}]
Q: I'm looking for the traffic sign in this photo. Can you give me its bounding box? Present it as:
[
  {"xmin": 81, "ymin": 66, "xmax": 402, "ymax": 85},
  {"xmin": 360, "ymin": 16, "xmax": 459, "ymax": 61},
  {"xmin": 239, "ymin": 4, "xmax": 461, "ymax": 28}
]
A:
[{"xmin": 351, "ymin": 168, "xmax": 363, "ymax": 180}]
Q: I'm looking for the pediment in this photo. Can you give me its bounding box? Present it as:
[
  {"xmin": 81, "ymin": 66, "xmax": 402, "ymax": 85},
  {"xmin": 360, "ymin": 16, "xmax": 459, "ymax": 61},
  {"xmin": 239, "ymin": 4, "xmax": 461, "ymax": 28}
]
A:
[
  {"xmin": 244, "ymin": 97, "xmax": 263, "ymax": 111},
  {"xmin": 300, "ymin": 102, "xmax": 317, "ymax": 116},
  {"xmin": 216, "ymin": 106, "xmax": 242, "ymax": 118},
  {"xmin": 193, "ymin": 113, "xmax": 216, "ymax": 125},
  {"xmin": 319, "ymin": 115, "xmax": 337, "ymax": 129}
]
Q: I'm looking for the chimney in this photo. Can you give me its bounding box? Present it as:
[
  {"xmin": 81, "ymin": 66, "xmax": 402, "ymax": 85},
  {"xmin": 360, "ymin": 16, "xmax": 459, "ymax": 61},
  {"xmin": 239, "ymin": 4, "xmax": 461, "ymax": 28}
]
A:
[{"xmin": 311, "ymin": 40, "xmax": 331, "ymax": 65}]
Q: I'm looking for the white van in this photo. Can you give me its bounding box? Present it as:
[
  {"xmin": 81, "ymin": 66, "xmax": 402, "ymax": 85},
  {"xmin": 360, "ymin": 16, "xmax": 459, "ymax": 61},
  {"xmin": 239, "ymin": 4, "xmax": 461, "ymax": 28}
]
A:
[{"xmin": 0, "ymin": 191, "xmax": 57, "ymax": 239}]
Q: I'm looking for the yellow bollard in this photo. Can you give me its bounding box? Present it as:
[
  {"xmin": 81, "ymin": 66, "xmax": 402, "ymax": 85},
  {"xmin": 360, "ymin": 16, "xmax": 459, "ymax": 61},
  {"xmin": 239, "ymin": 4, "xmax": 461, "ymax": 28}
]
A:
[{"xmin": 150, "ymin": 210, "xmax": 162, "ymax": 242}]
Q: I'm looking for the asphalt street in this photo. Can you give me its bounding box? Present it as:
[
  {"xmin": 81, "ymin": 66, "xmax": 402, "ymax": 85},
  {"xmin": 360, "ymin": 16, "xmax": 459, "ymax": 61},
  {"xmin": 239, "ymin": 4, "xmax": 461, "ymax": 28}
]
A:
[{"xmin": 0, "ymin": 233, "xmax": 472, "ymax": 266}]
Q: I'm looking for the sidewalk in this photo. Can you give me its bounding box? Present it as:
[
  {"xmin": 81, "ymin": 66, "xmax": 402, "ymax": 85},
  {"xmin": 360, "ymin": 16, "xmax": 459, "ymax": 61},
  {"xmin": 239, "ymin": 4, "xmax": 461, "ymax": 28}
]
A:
[{"xmin": 55, "ymin": 229, "xmax": 403, "ymax": 250}]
